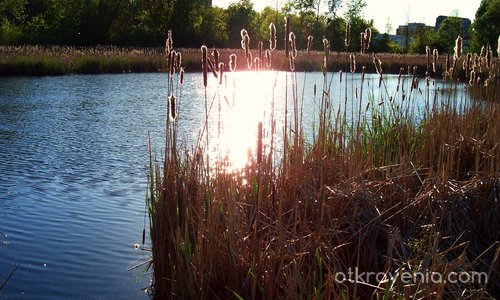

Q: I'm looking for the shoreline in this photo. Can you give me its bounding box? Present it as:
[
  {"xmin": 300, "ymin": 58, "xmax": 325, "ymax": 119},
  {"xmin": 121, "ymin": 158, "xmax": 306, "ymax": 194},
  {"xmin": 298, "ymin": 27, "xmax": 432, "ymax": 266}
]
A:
[{"xmin": 1, "ymin": 46, "xmax": 438, "ymax": 77}]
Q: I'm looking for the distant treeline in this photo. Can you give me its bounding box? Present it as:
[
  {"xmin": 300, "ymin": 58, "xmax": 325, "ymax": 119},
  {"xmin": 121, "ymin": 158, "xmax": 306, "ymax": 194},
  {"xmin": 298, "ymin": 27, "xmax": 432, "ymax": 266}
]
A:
[{"xmin": 0, "ymin": 0, "xmax": 499, "ymax": 54}]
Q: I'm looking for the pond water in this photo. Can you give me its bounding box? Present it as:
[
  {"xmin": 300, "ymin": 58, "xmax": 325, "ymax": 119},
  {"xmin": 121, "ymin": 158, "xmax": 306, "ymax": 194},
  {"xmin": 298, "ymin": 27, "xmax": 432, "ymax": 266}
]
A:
[{"xmin": 0, "ymin": 71, "xmax": 469, "ymax": 298}]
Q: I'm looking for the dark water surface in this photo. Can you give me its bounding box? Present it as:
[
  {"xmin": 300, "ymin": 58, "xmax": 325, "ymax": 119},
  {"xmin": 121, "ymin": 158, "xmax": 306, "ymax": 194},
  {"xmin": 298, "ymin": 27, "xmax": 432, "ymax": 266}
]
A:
[{"xmin": 0, "ymin": 71, "xmax": 467, "ymax": 298}]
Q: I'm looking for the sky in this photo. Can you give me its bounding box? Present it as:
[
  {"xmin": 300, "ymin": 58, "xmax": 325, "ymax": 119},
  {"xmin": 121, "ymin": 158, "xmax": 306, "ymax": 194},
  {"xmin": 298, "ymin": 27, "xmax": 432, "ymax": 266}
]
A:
[{"xmin": 211, "ymin": 0, "xmax": 483, "ymax": 34}]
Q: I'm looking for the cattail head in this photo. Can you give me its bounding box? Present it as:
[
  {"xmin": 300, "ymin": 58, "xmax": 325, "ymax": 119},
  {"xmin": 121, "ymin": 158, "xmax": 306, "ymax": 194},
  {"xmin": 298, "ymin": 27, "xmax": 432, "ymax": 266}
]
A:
[
  {"xmin": 240, "ymin": 29, "xmax": 248, "ymax": 39},
  {"xmin": 180, "ymin": 67, "xmax": 184, "ymax": 84},
  {"xmin": 350, "ymin": 54, "xmax": 356, "ymax": 73},
  {"xmin": 322, "ymin": 37, "xmax": 330, "ymax": 58},
  {"xmin": 373, "ymin": 56, "xmax": 382, "ymax": 75},
  {"xmin": 307, "ymin": 35, "xmax": 313, "ymax": 54},
  {"xmin": 175, "ymin": 51, "xmax": 182, "ymax": 71},
  {"xmin": 247, "ymin": 51, "xmax": 253, "ymax": 69},
  {"xmin": 201, "ymin": 45, "xmax": 208, "ymax": 87},
  {"xmin": 229, "ymin": 54, "xmax": 237, "ymax": 72},
  {"xmin": 284, "ymin": 17, "xmax": 291, "ymax": 58},
  {"xmin": 169, "ymin": 95, "xmax": 176, "ymax": 120},
  {"xmin": 426, "ymin": 46, "xmax": 431, "ymax": 71},
  {"xmin": 360, "ymin": 32, "xmax": 366, "ymax": 54},
  {"xmin": 265, "ymin": 50, "xmax": 272, "ymax": 68},
  {"xmin": 432, "ymin": 48, "xmax": 438, "ymax": 73},
  {"xmin": 254, "ymin": 57, "xmax": 260, "ymax": 71},
  {"xmin": 486, "ymin": 45, "xmax": 491, "ymax": 68},
  {"xmin": 497, "ymin": 35, "xmax": 500, "ymax": 57},
  {"xmin": 258, "ymin": 41, "xmax": 263, "ymax": 63},
  {"xmin": 269, "ymin": 23, "xmax": 277, "ymax": 51},
  {"xmin": 165, "ymin": 30, "xmax": 173, "ymax": 55},
  {"xmin": 212, "ymin": 49, "xmax": 220, "ymax": 71},
  {"xmin": 345, "ymin": 22, "xmax": 351, "ymax": 47},
  {"xmin": 289, "ymin": 32, "xmax": 297, "ymax": 58},
  {"xmin": 289, "ymin": 56, "xmax": 295, "ymax": 71},
  {"xmin": 243, "ymin": 33, "xmax": 250, "ymax": 60},
  {"xmin": 218, "ymin": 62, "xmax": 224, "ymax": 85},
  {"xmin": 169, "ymin": 50, "xmax": 176, "ymax": 75},
  {"xmin": 365, "ymin": 28, "xmax": 372, "ymax": 49},
  {"xmin": 454, "ymin": 35, "xmax": 462, "ymax": 60}
]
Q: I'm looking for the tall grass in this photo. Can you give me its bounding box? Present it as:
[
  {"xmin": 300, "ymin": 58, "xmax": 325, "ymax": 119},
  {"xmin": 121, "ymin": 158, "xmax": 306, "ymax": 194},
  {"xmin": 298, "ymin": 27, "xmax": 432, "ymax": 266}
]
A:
[{"xmin": 146, "ymin": 28, "xmax": 500, "ymax": 299}]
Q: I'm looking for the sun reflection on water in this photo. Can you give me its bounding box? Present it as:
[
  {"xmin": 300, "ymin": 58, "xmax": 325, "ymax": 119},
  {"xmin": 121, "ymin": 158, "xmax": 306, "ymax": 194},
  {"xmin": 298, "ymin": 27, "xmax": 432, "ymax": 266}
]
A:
[{"xmin": 209, "ymin": 71, "xmax": 282, "ymax": 171}]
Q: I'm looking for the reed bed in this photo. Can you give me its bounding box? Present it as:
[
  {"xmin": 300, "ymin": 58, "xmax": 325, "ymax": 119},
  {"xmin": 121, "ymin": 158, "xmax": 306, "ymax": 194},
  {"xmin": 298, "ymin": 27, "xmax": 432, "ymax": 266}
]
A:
[
  {"xmin": 2, "ymin": 45, "xmax": 440, "ymax": 76},
  {"xmin": 146, "ymin": 28, "xmax": 500, "ymax": 299}
]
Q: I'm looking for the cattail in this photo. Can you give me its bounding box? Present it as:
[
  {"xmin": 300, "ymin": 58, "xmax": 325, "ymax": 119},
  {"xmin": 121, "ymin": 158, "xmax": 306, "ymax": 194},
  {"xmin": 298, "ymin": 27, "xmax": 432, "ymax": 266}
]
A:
[
  {"xmin": 265, "ymin": 50, "xmax": 271, "ymax": 68},
  {"xmin": 269, "ymin": 23, "xmax": 277, "ymax": 51},
  {"xmin": 454, "ymin": 35, "xmax": 462, "ymax": 60},
  {"xmin": 169, "ymin": 95, "xmax": 176, "ymax": 120},
  {"xmin": 365, "ymin": 28, "xmax": 372, "ymax": 49},
  {"xmin": 212, "ymin": 49, "xmax": 220, "ymax": 71},
  {"xmin": 257, "ymin": 122, "xmax": 263, "ymax": 164},
  {"xmin": 165, "ymin": 30, "xmax": 173, "ymax": 55},
  {"xmin": 360, "ymin": 32, "xmax": 366, "ymax": 54},
  {"xmin": 445, "ymin": 53, "xmax": 450, "ymax": 76},
  {"xmin": 322, "ymin": 37, "xmax": 330, "ymax": 58},
  {"xmin": 201, "ymin": 45, "xmax": 208, "ymax": 87},
  {"xmin": 169, "ymin": 50, "xmax": 176, "ymax": 75},
  {"xmin": 497, "ymin": 35, "xmax": 500, "ymax": 57},
  {"xmin": 339, "ymin": 69, "xmax": 343, "ymax": 83},
  {"xmin": 350, "ymin": 54, "xmax": 356, "ymax": 73},
  {"xmin": 432, "ymin": 48, "xmax": 438, "ymax": 73},
  {"xmin": 258, "ymin": 41, "xmax": 263, "ymax": 64},
  {"xmin": 469, "ymin": 69, "xmax": 476, "ymax": 86},
  {"xmin": 345, "ymin": 22, "xmax": 351, "ymax": 47},
  {"xmin": 464, "ymin": 53, "xmax": 472, "ymax": 76},
  {"xmin": 243, "ymin": 34, "xmax": 250, "ymax": 61},
  {"xmin": 285, "ymin": 17, "xmax": 291, "ymax": 58},
  {"xmin": 289, "ymin": 32, "xmax": 297, "ymax": 58},
  {"xmin": 373, "ymin": 56, "xmax": 382, "ymax": 75},
  {"xmin": 426, "ymin": 46, "xmax": 431, "ymax": 71},
  {"xmin": 229, "ymin": 54, "xmax": 237, "ymax": 72},
  {"xmin": 289, "ymin": 56, "xmax": 295, "ymax": 71},
  {"xmin": 480, "ymin": 45, "xmax": 485, "ymax": 58},
  {"xmin": 247, "ymin": 51, "xmax": 253, "ymax": 69},
  {"xmin": 486, "ymin": 45, "xmax": 491, "ymax": 68},
  {"xmin": 180, "ymin": 67, "xmax": 184, "ymax": 84},
  {"xmin": 307, "ymin": 35, "xmax": 313, "ymax": 54},
  {"xmin": 175, "ymin": 51, "xmax": 182, "ymax": 71},
  {"xmin": 240, "ymin": 29, "xmax": 248, "ymax": 39},
  {"xmin": 218, "ymin": 62, "xmax": 224, "ymax": 85},
  {"xmin": 313, "ymin": 83, "xmax": 317, "ymax": 96},
  {"xmin": 322, "ymin": 57, "xmax": 327, "ymax": 75},
  {"xmin": 254, "ymin": 57, "xmax": 260, "ymax": 71}
]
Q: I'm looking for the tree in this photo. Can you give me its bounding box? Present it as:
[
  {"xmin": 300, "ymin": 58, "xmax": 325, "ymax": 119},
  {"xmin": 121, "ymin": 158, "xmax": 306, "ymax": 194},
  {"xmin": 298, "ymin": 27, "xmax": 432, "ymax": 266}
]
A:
[
  {"xmin": 471, "ymin": 0, "xmax": 500, "ymax": 54},
  {"xmin": 436, "ymin": 16, "xmax": 464, "ymax": 54},
  {"xmin": 0, "ymin": 0, "xmax": 27, "ymax": 44},
  {"xmin": 344, "ymin": 0, "xmax": 366, "ymax": 21},
  {"xmin": 327, "ymin": 0, "xmax": 342, "ymax": 18},
  {"xmin": 226, "ymin": 0, "xmax": 257, "ymax": 48}
]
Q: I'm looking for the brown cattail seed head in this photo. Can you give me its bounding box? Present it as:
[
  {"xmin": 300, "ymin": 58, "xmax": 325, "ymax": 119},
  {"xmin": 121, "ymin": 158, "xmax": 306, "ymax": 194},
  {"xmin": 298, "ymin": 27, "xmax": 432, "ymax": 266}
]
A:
[
  {"xmin": 169, "ymin": 95, "xmax": 176, "ymax": 120},
  {"xmin": 497, "ymin": 35, "xmax": 500, "ymax": 57},
  {"xmin": 269, "ymin": 23, "xmax": 277, "ymax": 51},
  {"xmin": 180, "ymin": 67, "xmax": 184, "ymax": 84},
  {"xmin": 454, "ymin": 35, "xmax": 462, "ymax": 60},
  {"xmin": 284, "ymin": 17, "xmax": 291, "ymax": 58},
  {"xmin": 258, "ymin": 41, "xmax": 263, "ymax": 63},
  {"xmin": 360, "ymin": 32, "xmax": 366, "ymax": 54},
  {"xmin": 218, "ymin": 62, "xmax": 224, "ymax": 85},
  {"xmin": 289, "ymin": 32, "xmax": 297, "ymax": 58},
  {"xmin": 169, "ymin": 50, "xmax": 176, "ymax": 75},
  {"xmin": 322, "ymin": 37, "xmax": 330, "ymax": 58},
  {"xmin": 373, "ymin": 56, "xmax": 382, "ymax": 75},
  {"xmin": 426, "ymin": 46, "xmax": 431, "ymax": 70},
  {"xmin": 265, "ymin": 50, "xmax": 271, "ymax": 68},
  {"xmin": 289, "ymin": 56, "xmax": 295, "ymax": 71},
  {"xmin": 432, "ymin": 48, "xmax": 438, "ymax": 73},
  {"xmin": 345, "ymin": 22, "xmax": 351, "ymax": 47},
  {"xmin": 165, "ymin": 30, "xmax": 173, "ymax": 55},
  {"xmin": 175, "ymin": 52, "xmax": 182, "ymax": 70},
  {"xmin": 307, "ymin": 35, "xmax": 313, "ymax": 54},
  {"xmin": 247, "ymin": 51, "xmax": 253, "ymax": 69},
  {"xmin": 212, "ymin": 49, "xmax": 220, "ymax": 71},
  {"xmin": 365, "ymin": 28, "xmax": 372, "ymax": 49},
  {"xmin": 350, "ymin": 54, "xmax": 356, "ymax": 73},
  {"xmin": 229, "ymin": 54, "xmax": 237, "ymax": 72},
  {"xmin": 201, "ymin": 45, "xmax": 208, "ymax": 87}
]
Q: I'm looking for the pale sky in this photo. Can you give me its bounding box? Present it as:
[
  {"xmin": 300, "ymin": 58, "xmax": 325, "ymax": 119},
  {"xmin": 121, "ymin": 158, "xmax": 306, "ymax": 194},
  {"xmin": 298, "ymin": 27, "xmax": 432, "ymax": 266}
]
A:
[{"xmin": 212, "ymin": 0, "xmax": 482, "ymax": 34}]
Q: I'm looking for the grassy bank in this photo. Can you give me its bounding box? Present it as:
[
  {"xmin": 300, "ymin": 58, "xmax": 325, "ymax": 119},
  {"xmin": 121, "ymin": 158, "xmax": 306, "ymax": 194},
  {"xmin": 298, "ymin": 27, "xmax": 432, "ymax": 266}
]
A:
[
  {"xmin": 145, "ymin": 28, "xmax": 500, "ymax": 299},
  {"xmin": 1, "ymin": 45, "xmax": 439, "ymax": 76}
]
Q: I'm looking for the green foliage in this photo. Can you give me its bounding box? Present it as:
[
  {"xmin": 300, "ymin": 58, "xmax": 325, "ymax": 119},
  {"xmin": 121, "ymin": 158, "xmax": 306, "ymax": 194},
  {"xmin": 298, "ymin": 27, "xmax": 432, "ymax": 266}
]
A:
[
  {"xmin": 436, "ymin": 16, "xmax": 464, "ymax": 54},
  {"xmin": 226, "ymin": 0, "xmax": 257, "ymax": 48},
  {"xmin": 471, "ymin": 0, "xmax": 500, "ymax": 53}
]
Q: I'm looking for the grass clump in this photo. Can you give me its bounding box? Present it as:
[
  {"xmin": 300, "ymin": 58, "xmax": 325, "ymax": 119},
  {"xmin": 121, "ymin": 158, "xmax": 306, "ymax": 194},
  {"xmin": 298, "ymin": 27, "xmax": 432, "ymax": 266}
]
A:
[{"xmin": 145, "ymin": 27, "xmax": 499, "ymax": 299}]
